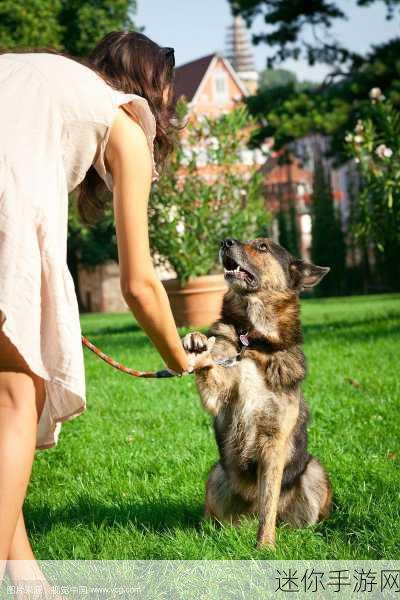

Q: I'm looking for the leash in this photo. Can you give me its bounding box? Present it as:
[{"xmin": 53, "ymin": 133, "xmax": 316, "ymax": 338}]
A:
[
  {"xmin": 81, "ymin": 335, "xmax": 176, "ymax": 378},
  {"xmin": 81, "ymin": 329, "xmax": 250, "ymax": 380}
]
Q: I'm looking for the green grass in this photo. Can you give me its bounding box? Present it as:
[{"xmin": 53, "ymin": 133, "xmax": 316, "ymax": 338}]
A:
[{"xmin": 26, "ymin": 294, "xmax": 400, "ymax": 559}]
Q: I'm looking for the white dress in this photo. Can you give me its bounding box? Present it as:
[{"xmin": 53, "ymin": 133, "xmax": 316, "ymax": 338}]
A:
[{"xmin": 0, "ymin": 52, "xmax": 158, "ymax": 449}]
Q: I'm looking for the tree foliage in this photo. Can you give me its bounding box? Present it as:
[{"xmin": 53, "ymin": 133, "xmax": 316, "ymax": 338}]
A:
[
  {"xmin": 247, "ymin": 39, "xmax": 400, "ymax": 161},
  {"xmin": 0, "ymin": 0, "xmax": 63, "ymax": 50},
  {"xmin": 258, "ymin": 68, "xmax": 297, "ymax": 91},
  {"xmin": 59, "ymin": 0, "xmax": 136, "ymax": 57},
  {"xmin": 346, "ymin": 89, "xmax": 400, "ymax": 284},
  {"xmin": 311, "ymin": 157, "xmax": 346, "ymax": 296},
  {"xmin": 0, "ymin": 0, "xmax": 136, "ymax": 56},
  {"xmin": 229, "ymin": 0, "xmax": 400, "ymax": 68},
  {"xmin": 277, "ymin": 200, "xmax": 299, "ymax": 257},
  {"xmin": 234, "ymin": 0, "xmax": 400, "ymax": 292}
]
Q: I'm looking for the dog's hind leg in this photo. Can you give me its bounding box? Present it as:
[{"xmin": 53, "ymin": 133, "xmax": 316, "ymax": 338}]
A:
[
  {"xmin": 278, "ymin": 457, "xmax": 332, "ymax": 527},
  {"xmin": 205, "ymin": 462, "xmax": 252, "ymax": 524}
]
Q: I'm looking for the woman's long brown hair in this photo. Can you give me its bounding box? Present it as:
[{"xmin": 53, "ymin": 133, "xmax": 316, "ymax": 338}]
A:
[{"xmin": 79, "ymin": 31, "xmax": 176, "ymax": 224}]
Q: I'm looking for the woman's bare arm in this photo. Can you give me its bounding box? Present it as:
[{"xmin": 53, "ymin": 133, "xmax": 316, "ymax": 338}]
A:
[{"xmin": 105, "ymin": 107, "xmax": 190, "ymax": 373}]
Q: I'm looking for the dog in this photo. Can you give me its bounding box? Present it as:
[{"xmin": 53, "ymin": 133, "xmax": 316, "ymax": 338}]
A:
[{"xmin": 183, "ymin": 237, "xmax": 332, "ymax": 548}]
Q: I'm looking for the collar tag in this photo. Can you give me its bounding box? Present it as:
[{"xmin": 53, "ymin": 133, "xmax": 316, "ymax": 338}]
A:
[{"xmin": 239, "ymin": 331, "xmax": 249, "ymax": 346}]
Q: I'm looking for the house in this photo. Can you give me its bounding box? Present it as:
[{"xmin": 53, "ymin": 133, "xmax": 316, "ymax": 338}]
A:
[
  {"xmin": 174, "ymin": 52, "xmax": 249, "ymax": 117},
  {"xmin": 174, "ymin": 14, "xmax": 259, "ymax": 117}
]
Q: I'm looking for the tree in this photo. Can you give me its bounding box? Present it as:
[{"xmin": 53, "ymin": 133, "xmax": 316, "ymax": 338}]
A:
[
  {"xmin": 277, "ymin": 199, "xmax": 300, "ymax": 257},
  {"xmin": 277, "ymin": 208, "xmax": 289, "ymax": 251},
  {"xmin": 248, "ymin": 39, "xmax": 400, "ymax": 160},
  {"xmin": 0, "ymin": 0, "xmax": 136, "ymax": 56},
  {"xmin": 287, "ymin": 199, "xmax": 300, "ymax": 257},
  {"xmin": 59, "ymin": 0, "xmax": 136, "ymax": 57},
  {"xmin": 311, "ymin": 157, "xmax": 346, "ymax": 296},
  {"xmin": 229, "ymin": 0, "xmax": 400, "ymax": 69},
  {"xmin": 233, "ymin": 1, "xmax": 400, "ymax": 155},
  {"xmin": 259, "ymin": 68, "xmax": 297, "ymax": 91},
  {"xmin": 0, "ymin": 1, "xmax": 63, "ymax": 50}
]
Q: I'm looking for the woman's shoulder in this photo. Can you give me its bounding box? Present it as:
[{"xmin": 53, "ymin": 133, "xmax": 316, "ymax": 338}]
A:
[
  {"xmin": 4, "ymin": 51, "xmax": 92, "ymax": 75},
  {"xmin": 94, "ymin": 92, "xmax": 159, "ymax": 190}
]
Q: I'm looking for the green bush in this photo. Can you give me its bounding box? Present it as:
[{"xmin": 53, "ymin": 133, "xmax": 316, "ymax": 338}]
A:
[
  {"xmin": 149, "ymin": 102, "xmax": 270, "ymax": 286},
  {"xmin": 346, "ymin": 88, "xmax": 400, "ymax": 285}
]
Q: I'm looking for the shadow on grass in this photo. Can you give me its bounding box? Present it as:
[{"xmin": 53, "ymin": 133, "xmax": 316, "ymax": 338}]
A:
[
  {"xmin": 303, "ymin": 311, "xmax": 400, "ymax": 343},
  {"xmin": 25, "ymin": 495, "xmax": 204, "ymax": 536},
  {"xmin": 81, "ymin": 300, "xmax": 400, "ymax": 354},
  {"xmin": 82, "ymin": 314, "xmax": 400, "ymax": 357},
  {"xmin": 86, "ymin": 323, "xmax": 142, "ymax": 336}
]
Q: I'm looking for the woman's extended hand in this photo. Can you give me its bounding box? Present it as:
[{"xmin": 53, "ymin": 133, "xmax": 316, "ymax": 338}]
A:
[{"xmin": 182, "ymin": 333, "xmax": 216, "ymax": 371}]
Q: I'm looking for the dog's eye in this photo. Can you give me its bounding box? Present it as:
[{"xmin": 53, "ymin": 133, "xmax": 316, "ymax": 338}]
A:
[{"xmin": 258, "ymin": 243, "xmax": 268, "ymax": 252}]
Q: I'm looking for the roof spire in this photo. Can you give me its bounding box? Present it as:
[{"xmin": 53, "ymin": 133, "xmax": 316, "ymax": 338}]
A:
[{"xmin": 225, "ymin": 14, "xmax": 259, "ymax": 94}]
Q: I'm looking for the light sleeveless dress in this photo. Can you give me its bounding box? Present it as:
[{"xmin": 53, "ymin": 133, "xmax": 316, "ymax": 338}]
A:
[{"xmin": 0, "ymin": 52, "xmax": 158, "ymax": 449}]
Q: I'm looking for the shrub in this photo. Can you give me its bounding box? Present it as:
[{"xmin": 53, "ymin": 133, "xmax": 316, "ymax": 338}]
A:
[
  {"xmin": 148, "ymin": 102, "xmax": 269, "ymax": 286},
  {"xmin": 346, "ymin": 88, "xmax": 400, "ymax": 284}
]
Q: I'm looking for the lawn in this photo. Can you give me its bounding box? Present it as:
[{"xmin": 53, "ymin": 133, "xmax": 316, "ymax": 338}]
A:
[{"xmin": 27, "ymin": 294, "xmax": 400, "ymax": 560}]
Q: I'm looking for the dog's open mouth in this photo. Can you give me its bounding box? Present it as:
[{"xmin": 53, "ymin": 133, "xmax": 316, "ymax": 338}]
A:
[{"xmin": 222, "ymin": 255, "xmax": 255, "ymax": 285}]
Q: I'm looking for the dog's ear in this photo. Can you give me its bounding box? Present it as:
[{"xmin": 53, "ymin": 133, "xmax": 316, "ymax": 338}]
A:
[{"xmin": 290, "ymin": 259, "xmax": 330, "ymax": 289}]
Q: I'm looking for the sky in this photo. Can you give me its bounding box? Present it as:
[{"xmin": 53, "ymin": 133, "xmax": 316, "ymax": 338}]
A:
[{"xmin": 136, "ymin": 0, "xmax": 399, "ymax": 82}]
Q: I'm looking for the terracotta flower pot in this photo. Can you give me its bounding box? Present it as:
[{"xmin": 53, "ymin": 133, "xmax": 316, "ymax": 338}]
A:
[{"xmin": 163, "ymin": 274, "xmax": 228, "ymax": 328}]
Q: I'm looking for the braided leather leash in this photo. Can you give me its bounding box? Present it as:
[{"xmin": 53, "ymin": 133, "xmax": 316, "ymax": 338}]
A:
[
  {"xmin": 81, "ymin": 334, "xmax": 239, "ymax": 379},
  {"xmin": 81, "ymin": 335, "xmax": 176, "ymax": 378}
]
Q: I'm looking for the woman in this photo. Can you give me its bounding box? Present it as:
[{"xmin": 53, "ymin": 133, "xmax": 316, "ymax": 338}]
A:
[{"xmin": 0, "ymin": 31, "xmax": 212, "ymax": 573}]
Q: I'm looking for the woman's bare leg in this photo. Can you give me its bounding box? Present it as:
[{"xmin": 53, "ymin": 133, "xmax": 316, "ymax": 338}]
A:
[
  {"xmin": 7, "ymin": 512, "xmax": 54, "ymax": 595},
  {"xmin": 8, "ymin": 512, "xmax": 36, "ymax": 560},
  {"xmin": 0, "ymin": 329, "xmax": 45, "ymax": 572},
  {"xmin": 0, "ymin": 370, "xmax": 38, "ymax": 559}
]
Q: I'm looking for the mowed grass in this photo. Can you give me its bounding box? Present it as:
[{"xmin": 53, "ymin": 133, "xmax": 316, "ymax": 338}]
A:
[{"xmin": 26, "ymin": 294, "xmax": 400, "ymax": 559}]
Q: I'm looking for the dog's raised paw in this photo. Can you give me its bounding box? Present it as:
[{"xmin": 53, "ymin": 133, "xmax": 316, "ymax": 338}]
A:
[{"xmin": 182, "ymin": 332, "xmax": 209, "ymax": 354}]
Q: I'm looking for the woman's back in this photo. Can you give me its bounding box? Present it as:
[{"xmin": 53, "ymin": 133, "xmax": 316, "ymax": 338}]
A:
[
  {"xmin": 0, "ymin": 52, "xmax": 118, "ymax": 193},
  {"xmin": 0, "ymin": 52, "xmax": 157, "ymax": 193},
  {"xmin": 1, "ymin": 52, "xmax": 114, "ymax": 123}
]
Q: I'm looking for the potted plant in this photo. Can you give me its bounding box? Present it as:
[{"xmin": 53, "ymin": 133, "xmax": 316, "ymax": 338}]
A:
[{"xmin": 149, "ymin": 102, "xmax": 269, "ymax": 327}]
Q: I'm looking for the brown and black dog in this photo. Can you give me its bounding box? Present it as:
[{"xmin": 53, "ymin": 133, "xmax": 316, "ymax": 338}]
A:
[{"xmin": 183, "ymin": 237, "xmax": 332, "ymax": 548}]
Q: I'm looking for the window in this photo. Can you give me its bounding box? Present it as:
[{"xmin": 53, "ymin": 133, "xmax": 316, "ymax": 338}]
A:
[{"xmin": 214, "ymin": 71, "xmax": 228, "ymax": 102}]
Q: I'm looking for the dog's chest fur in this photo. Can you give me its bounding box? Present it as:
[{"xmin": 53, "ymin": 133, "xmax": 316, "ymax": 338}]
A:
[{"xmin": 215, "ymin": 354, "xmax": 294, "ymax": 470}]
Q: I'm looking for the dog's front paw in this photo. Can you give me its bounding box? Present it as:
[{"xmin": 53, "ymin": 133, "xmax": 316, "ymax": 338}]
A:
[
  {"xmin": 182, "ymin": 332, "xmax": 209, "ymax": 354},
  {"xmin": 182, "ymin": 333, "xmax": 216, "ymax": 371}
]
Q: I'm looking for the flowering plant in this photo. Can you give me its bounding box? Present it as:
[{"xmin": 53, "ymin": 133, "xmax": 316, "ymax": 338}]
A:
[
  {"xmin": 149, "ymin": 101, "xmax": 269, "ymax": 285},
  {"xmin": 345, "ymin": 88, "xmax": 400, "ymax": 251}
]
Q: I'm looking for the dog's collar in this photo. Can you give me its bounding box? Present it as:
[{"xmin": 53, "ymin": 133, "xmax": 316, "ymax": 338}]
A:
[{"xmin": 214, "ymin": 326, "xmax": 273, "ymax": 369}]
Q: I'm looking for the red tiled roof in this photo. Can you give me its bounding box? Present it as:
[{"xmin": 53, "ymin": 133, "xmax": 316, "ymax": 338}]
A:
[{"xmin": 174, "ymin": 53, "xmax": 215, "ymax": 102}]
